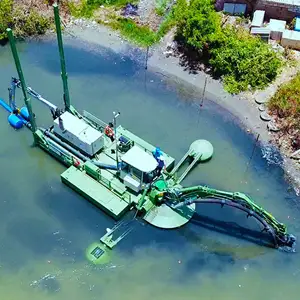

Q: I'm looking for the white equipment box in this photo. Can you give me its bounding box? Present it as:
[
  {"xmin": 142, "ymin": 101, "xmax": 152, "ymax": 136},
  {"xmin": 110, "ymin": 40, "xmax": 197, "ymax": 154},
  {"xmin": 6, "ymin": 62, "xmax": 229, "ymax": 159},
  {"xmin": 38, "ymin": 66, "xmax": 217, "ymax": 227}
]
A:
[{"xmin": 53, "ymin": 111, "xmax": 104, "ymax": 157}]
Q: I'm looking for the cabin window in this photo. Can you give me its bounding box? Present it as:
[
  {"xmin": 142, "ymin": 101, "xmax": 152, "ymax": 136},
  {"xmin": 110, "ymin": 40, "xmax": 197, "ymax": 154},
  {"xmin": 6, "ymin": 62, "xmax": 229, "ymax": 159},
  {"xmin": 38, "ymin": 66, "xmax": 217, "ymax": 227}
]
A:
[{"xmin": 131, "ymin": 167, "xmax": 142, "ymax": 180}]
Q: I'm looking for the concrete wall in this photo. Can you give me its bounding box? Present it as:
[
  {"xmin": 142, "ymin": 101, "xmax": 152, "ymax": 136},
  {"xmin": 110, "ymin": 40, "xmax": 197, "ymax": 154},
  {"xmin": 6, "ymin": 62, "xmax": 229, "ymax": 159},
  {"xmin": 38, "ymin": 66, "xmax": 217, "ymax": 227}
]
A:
[
  {"xmin": 281, "ymin": 38, "xmax": 300, "ymax": 49},
  {"xmin": 216, "ymin": 0, "xmax": 299, "ymax": 21},
  {"xmin": 255, "ymin": 1, "xmax": 297, "ymax": 21}
]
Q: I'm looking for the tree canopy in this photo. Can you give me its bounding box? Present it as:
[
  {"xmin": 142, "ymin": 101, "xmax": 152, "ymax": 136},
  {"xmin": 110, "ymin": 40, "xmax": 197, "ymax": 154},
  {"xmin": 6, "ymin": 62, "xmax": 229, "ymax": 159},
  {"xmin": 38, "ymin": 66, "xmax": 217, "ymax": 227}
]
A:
[{"xmin": 176, "ymin": 0, "xmax": 282, "ymax": 93}]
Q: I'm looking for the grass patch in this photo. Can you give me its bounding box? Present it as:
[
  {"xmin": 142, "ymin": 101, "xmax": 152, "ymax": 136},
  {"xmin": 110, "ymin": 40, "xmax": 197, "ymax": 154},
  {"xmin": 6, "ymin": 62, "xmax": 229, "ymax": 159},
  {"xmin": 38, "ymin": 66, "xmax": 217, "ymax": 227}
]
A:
[
  {"xmin": 110, "ymin": 18, "xmax": 158, "ymax": 47},
  {"xmin": 68, "ymin": 0, "xmax": 138, "ymax": 18},
  {"xmin": 268, "ymin": 73, "xmax": 300, "ymax": 131},
  {"xmin": 69, "ymin": 0, "xmax": 178, "ymax": 47},
  {"xmin": 109, "ymin": 1, "xmax": 179, "ymax": 47},
  {"xmin": 68, "ymin": 0, "xmax": 97, "ymax": 18},
  {"xmin": 155, "ymin": 0, "xmax": 170, "ymax": 16},
  {"xmin": 87, "ymin": 0, "xmax": 137, "ymax": 8}
]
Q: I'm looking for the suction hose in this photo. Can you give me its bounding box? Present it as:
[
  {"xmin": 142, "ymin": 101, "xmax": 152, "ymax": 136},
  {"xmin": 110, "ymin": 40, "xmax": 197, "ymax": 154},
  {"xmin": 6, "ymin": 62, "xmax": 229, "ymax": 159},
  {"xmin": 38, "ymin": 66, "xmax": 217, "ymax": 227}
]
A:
[{"xmin": 169, "ymin": 197, "xmax": 296, "ymax": 250}]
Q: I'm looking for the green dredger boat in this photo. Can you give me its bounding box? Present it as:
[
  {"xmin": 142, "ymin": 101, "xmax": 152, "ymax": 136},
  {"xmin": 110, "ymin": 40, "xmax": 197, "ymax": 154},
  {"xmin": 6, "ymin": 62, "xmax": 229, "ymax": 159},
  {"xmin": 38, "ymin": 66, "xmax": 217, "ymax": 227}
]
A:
[{"xmin": 1, "ymin": 4, "xmax": 296, "ymax": 263}]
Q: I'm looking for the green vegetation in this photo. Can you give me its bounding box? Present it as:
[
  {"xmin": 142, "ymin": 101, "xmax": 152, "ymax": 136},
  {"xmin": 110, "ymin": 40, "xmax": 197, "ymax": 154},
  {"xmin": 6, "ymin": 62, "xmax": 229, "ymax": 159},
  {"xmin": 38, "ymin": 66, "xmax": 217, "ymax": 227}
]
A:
[
  {"xmin": 87, "ymin": 0, "xmax": 134, "ymax": 7},
  {"xmin": 268, "ymin": 74, "xmax": 300, "ymax": 131},
  {"xmin": 155, "ymin": 0, "xmax": 170, "ymax": 16},
  {"xmin": 0, "ymin": 0, "xmax": 14, "ymax": 41},
  {"xmin": 110, "ymin": 0, "xmax": 180, "ymax": 47},
  {"xmin": 0, "ymin": 0, "xmax": 50, "ymax": 43},
  {"xmin": 68, "ymin": 0, "xmax": 137, "ymax": 18},
  {"xmin": 14, "ymin": 9, "xmax": 50, "ymax": 37},
  {"xmin": 68, "ymin": 0, "xmax": 283, "ymax": 93},
  {"xmin": 109, "ymin": 7, "xmax": 177, "ymax": 47},
  {"xmin": 110, "ymin": 18, "xmax": 158, "ymax": 47},
  {"xmin": 176, "ymin": 0, "xmax": 221, "ymax": 49},
  {"xmin": 176, "ymin": 0, "xmax": 282, "ymax": 94},
  {"xmin": 68, "ymin": 0, "xmax": 97, "ymax": 18},
  {"xmin": 69, "ymin": 0, "xmax": 179, "ymax": 47},
  {"xmin": 209, "ymin": 27, "xmax": 282, "ymax": 94}
]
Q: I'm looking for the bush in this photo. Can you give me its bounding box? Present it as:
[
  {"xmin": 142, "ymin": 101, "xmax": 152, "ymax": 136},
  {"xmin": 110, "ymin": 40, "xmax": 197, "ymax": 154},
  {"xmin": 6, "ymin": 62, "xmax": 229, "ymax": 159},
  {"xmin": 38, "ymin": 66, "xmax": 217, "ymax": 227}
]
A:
[
  {"xmin": 0, "ymin": 1, "xmax": 50, "ymax": 43},
  {"xmin": 0, "ymin": 0, "xmax": 14, "ymax": 42},
  {"xmin": 20, "ymin": 10, "xmax": 50, "ymax": 36},
  {"xmin": 209, "ymin": 27, "xmax": 282, "ymax": 93},
  {"xmin": 176, "ymin": 0, "xmax": 283, "ymax": 93},
  {"xmin": 268, "ymin": 73, "xmax": 300, "ymax": 130},
  {"xmin": 176, "ymin": 0, "xmax": 221, "ymax": 49}
]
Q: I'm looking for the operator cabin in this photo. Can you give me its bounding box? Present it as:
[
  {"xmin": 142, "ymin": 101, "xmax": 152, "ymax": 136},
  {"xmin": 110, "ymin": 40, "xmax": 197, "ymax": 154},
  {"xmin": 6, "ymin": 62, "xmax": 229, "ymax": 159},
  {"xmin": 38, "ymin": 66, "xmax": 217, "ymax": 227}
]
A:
[{"xmin": 120, "ymin": 145, "xmax": 159, "ymax": 193}]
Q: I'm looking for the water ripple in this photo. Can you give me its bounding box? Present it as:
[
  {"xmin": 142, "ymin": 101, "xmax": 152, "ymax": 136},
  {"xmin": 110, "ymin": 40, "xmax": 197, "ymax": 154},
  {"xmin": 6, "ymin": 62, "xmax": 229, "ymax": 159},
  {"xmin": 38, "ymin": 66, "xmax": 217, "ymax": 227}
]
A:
[{"xmin": 261, "ymin": 144, "xmax": 284, "ymax": 167}]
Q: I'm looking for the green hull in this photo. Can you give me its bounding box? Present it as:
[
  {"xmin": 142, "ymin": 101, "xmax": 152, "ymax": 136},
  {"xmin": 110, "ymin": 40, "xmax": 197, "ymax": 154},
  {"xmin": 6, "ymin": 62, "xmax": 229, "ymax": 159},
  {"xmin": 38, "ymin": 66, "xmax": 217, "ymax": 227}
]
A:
[{"xmin": 61, "ymin": 166, "xmax": 131, "ymax": 220}]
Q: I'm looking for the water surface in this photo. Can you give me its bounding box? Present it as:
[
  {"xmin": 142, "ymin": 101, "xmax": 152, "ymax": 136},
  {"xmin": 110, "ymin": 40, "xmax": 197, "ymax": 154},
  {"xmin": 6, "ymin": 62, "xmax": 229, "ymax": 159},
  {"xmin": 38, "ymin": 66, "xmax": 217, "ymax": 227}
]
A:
[{"xmin": 0, "ymin": 37, "xmax": 299, "ymax": 300}]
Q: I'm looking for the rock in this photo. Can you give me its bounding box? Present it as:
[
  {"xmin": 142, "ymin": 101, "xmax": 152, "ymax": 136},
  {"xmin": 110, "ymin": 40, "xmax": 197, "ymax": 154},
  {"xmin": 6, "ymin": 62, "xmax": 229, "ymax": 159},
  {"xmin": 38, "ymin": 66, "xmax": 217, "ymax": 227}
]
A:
[
  {"xmin": 267, "ymin": 120, "xmax": 281, "ymax": 132},
  {"xmin": 258, "ymin": 104, "xmax": 265, "ymax": 111},
  {"xmin": 260, "ymin": 111, "xmax": 272, "ymax": 121},
  {"xmin": 255, "ymin": 92, "xmax": 269, "ymax": 104},
  {"xmin": 255, "ymin": 97, "xmax": 267, "ymax": 104}
]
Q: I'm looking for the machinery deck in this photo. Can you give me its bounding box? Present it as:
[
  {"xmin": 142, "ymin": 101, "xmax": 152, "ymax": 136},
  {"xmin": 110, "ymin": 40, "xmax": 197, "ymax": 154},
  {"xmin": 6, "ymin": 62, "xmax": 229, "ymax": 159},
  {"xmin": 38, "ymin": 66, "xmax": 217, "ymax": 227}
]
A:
[
  {"xmin": 61, "ymin": 166, "xmax": 131, "ymax": 219},
  {"xmin": 117, "ymin": 126, "xmax": 175, "ymax": 171}
]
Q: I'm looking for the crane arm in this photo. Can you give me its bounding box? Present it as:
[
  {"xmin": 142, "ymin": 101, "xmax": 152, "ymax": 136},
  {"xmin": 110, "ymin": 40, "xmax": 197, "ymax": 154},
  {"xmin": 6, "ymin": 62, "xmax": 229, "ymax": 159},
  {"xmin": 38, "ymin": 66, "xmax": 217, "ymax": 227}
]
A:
[
  {"xmin": 9, "ymin": 77, "xmax": 58, "ymax": 115},
  {"xmin": 162, "ymin": 185, "xmax": 296, "ymax": 250}
]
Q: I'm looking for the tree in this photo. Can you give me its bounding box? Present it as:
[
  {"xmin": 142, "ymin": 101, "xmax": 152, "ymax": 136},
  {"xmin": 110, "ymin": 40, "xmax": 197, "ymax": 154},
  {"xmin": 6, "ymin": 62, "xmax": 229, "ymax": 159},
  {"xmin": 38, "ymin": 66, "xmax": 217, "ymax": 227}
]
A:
[
  {"xmin": 209, "ymin": 27, "xmax": 282, "ymax": 93},
  {"xmin": 176, "ymin": 0, "xmax": 221, "ymax": 49}
]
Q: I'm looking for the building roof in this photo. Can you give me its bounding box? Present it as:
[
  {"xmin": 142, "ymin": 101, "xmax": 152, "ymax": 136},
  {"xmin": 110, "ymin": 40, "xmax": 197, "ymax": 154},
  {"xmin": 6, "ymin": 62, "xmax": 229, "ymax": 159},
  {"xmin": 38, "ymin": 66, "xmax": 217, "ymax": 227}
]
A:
[
  {"xmin": 121, "ymin": 145, "xmax": 158, "ymax": 173},
  {"xmin": 251, "ymin": 10, "xmax": 265, "ymax": 27},
  {"xmin": 268, "ymin": 19, "xmax": 286, "ymax": 32}
]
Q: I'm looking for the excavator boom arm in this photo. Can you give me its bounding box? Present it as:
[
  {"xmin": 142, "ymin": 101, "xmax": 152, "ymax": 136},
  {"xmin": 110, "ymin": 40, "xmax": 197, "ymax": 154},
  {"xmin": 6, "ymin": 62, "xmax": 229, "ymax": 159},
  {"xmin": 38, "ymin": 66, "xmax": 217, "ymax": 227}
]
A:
[{"xmin": 164, "ymin": 185, "xmax": 295, "ymax": 250}]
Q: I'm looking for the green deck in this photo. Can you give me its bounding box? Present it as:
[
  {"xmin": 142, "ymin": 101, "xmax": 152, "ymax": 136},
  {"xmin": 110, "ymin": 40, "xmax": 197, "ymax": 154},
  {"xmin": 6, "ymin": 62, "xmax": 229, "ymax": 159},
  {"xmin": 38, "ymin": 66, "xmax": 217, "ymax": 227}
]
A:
[{"xmin": 61, "ymin": 166, "xmax": 131, "ymax": 219}]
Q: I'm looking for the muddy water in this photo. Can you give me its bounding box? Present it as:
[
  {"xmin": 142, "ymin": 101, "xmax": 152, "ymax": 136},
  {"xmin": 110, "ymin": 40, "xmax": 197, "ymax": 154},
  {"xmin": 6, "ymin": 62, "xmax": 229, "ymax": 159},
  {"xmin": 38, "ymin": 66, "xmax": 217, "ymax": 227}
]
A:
[{"xmin": 0, "ymin": 37, "xmax": 299, "ymax": 300}]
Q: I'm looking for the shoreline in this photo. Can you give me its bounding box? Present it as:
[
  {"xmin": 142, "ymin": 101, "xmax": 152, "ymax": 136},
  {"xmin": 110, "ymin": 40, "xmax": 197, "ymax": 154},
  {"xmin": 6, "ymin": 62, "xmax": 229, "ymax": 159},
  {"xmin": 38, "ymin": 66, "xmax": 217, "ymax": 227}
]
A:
[{"xmin": 47, "ymin": 21, "xmax": 299, "ymax": 194}]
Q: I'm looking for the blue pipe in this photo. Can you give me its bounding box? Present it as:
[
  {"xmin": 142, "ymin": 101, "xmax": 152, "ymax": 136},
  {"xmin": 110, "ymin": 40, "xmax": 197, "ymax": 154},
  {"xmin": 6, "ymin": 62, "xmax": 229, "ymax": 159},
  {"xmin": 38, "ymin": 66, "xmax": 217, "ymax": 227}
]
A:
[
  {"xmin": 0, "ymin": 98, "xmax": 13, "ymax": 113},
  {"xmin": 0, "ymin": 98, "xmax": 31, "ymax": 128}
]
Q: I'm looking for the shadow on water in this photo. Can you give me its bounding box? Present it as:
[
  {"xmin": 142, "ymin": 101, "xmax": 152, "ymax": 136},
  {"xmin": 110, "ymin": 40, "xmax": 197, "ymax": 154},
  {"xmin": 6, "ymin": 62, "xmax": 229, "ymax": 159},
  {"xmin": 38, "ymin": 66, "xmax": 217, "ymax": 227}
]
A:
[
  {"xmin": 25, "ymin": 38, "xmax": 141, "ymax": 78},
  {"xmin": 191, "ymin": 212, "xmax": 275, "ymax": 248},
  {"xmin": 35, "ymin": 179, "xmax": 192, "ymax": 254},
  {"xmin": 35, "ymin": 180, "xmax": 113, "ymax": 231}
]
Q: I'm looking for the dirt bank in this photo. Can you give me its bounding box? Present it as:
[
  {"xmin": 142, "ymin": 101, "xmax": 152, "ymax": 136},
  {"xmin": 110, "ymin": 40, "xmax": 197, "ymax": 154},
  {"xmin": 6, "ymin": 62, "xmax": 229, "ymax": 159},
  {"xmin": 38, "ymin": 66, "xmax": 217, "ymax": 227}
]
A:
[{"xmin": 54, "ymin": 19, "xmax": 300, "ymax": 194}]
